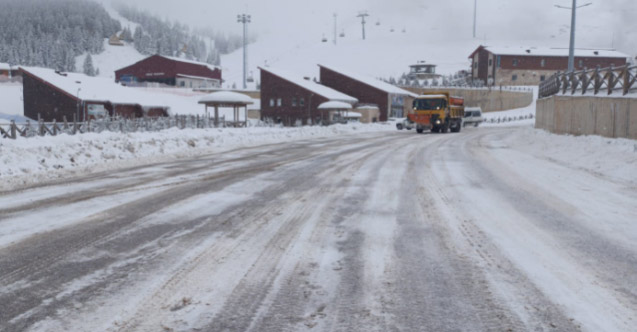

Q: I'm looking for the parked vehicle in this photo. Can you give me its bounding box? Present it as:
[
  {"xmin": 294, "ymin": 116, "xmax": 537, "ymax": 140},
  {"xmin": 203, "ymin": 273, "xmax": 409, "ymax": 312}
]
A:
[
  {"xmin": 407, "ymin": 92, "xmax": 463, "ymax": 133},
  {"xmin": 393, "ymin": 118, "xmax": 414, "ymax": 130},
  {"xmin": 463, "ymin": 107, "xmax": 483, "ymax": 127}
]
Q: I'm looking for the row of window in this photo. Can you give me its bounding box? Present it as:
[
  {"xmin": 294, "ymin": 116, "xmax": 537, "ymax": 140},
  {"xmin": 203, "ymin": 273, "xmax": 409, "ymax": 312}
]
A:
[
  {"xmin": 511, "ymin": 74, "xmax": 546, "ymax": 81},
  {"xmin": 269, "ymin": 97, "xmax": 306, "ymax": 107}
]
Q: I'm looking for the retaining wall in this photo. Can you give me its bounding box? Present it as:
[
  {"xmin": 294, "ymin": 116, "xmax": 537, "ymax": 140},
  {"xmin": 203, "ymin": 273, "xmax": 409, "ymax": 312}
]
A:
[
  {"xmin": 536, "ymin": 95, "xmax": 637, "ymax": 139},
  {"xmin": 402, "ymin": 87, "xmax": 533, "ymax": 112}
]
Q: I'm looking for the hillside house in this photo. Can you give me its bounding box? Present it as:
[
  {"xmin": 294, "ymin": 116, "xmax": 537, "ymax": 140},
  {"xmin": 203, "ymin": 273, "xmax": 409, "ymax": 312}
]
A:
[
  {"xmin": 115, "ymin": 55, "xmax": 222, "ymax": 88},
  {"xmin": 318, "ymin": 64, "xmax": 417, "ymax": 120},
  {"xmin": 21, "ymin": 67, "xmax": 169, "ymax": 122},
  {"xmin": 470, "ymin": 45, "xmax": 629, "ymax": 86},
  {"xmin": 259, "ymin": 67, "xmax": 358, "ymax": 126}
]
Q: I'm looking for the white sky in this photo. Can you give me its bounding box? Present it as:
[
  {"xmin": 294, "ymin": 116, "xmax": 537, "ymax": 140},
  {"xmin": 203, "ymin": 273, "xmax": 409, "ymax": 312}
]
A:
[{"xmin": 102, "ymin": 0, "xmax": 636, "ymax": 55}]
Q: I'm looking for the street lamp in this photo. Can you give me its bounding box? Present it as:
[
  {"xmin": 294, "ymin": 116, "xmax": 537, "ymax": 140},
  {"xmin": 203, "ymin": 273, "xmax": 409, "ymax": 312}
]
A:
[
  {"xmin": 237, "ymin": 14, "xmax": 251, "ymax": 89},
  {"xmin": 555, "ymin": 0, "xmax": 592, "ymax": 72}
]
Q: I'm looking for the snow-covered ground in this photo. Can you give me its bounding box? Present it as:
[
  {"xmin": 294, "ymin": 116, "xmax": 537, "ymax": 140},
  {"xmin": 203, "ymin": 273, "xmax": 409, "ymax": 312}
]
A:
[
  {"xmin": 0, "ymin": 83, "xmax": 27, "ymax": 124},
  {"xmin": 0, "ymin": 123, "xmax": 394, "ymax": 191}
]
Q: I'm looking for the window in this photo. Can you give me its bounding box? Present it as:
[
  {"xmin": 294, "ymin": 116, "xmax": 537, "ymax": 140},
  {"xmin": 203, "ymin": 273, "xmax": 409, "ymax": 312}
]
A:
[
  {"xmin": 512, "ymin": 59, "xmax": 519, "ymax": 67},
  {"xmin": 292, "ymin": 97, "xmax": 297, "ymax": 107},
  {"xmin": 474, "ymin": 62, "xmax": 478, "ymax": 69},
  {"xmin": 512, "ymin": 74, "xmax": 518, "ymax": 81},
  {"xmin": 300, "ymin": 98, "xmax": 305, "ymax": 106},
  {"xmin": 270, "ymin": 98, "xmax": 275, "ymax": 107},
  {"xmin": 488, "ymin": 59, "xmax": 493, "ymax": 66},
  {"xmin": 277, "ymin": 98, "xmax": 282, "ymax": 106},
  {"xmin": 541, "ymin": 59, "xmax": 546, "ymax": 68},
  {"xmin": 540, "ymin": 75, "xmax": 546, "ymax": 81},
  {"xmin": 496, "ymin": 56, "xmax": 501, "ymax": 68},
  {"xmin": 578, "ymin": 60, "xmax": 584, "ymax": 68},
  {"xmin": 180, "ymin": 81, "xmax": 185, "ymax": 87}
]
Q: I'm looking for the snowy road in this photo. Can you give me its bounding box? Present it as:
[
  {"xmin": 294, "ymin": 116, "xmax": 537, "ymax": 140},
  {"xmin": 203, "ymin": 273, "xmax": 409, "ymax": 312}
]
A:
[{"xmin": 1, "ymin": 127, "xmax": 636, "ymax": 332}]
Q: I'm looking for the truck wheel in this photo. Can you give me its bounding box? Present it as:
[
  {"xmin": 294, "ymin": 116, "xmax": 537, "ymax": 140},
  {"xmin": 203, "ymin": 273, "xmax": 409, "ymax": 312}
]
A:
[
  {"xmin": 441, "ymin": 124, "xmax": 449, "ymax": 133},
  {"xmin": 416, "ymin": 128, "xmax": 424, "ymax": 134},
  {"xmin": 396, "ymin": 123, "xmax": 403, "ymax": 130},
  {"xmin": 431, "ymin": 126, "xmax": 439, "ymax": 133}
]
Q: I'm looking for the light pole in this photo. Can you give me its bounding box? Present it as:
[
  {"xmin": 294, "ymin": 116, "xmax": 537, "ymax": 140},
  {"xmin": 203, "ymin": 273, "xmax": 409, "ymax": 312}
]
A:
[
  {"xmin": 333, "ymin": 13, "xmax": 337, "ymax": 45},
  {"xmin": 473, "ymin": 0, "xmax": 477, "ymax": 38},
  {"xmin": 357, "ymin": 11, "xmax": 369, "ymax": 40},
  {"xmin": 555, "ymin": 0, "xmax": 592, "ymax": 72},
  {"xmin": 237, "ymin": 13, "xmax": 251, "ymax": 89}
]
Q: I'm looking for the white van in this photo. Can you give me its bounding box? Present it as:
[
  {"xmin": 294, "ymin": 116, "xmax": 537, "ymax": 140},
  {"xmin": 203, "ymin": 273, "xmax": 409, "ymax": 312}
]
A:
[{"xmin": 463, "ymin": 107, "xmax": 483, "ymax": 127}]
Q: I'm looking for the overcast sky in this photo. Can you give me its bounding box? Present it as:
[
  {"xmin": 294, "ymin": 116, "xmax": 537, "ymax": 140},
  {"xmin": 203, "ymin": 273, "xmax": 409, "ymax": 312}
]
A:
[{"xmin": 104, "ymin": 0, "xmax": 636, "ymax": 54}]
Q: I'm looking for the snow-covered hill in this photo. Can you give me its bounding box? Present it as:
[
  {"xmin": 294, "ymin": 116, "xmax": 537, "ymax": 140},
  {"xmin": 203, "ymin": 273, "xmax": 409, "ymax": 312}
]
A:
[{"xmin": 75, "ymin": 40, "xmax": 145, "ymax": 80}]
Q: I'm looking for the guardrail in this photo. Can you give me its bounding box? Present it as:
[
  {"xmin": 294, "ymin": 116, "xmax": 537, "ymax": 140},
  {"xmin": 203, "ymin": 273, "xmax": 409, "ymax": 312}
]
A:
[
  {"xmin": 0, "ymin": 115, "xmax": 232, "ymax": 140},
  {"xmin": 539, "ymin": 64, "xmax": 637, "ymax": 99}
]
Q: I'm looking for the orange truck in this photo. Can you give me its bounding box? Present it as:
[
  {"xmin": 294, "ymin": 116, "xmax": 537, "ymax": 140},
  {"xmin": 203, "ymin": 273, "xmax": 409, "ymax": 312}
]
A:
[{"xmin": 407, "ymin": 92, "xmax": 464, "ymax": 133}]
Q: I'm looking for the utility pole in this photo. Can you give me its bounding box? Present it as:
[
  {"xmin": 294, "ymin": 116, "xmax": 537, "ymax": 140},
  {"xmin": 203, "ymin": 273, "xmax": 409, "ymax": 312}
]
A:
[
  {"xmin": 357, "ymin": 11, "xmax": 369, "ymax": 40},
  {"xmin": 237, "ymin": 13, "xmax": 251, "ymax": 89},
  {"xmin": 333, "ymin": 13, "xmax": 337, "ymax": 45},
  {"xmin": 555, "ymin": 0, "xmax": 592, "ymax": 72},
  {"xmin": 473, "ymin": 0, "xmax": 477, "ymax": 38}
]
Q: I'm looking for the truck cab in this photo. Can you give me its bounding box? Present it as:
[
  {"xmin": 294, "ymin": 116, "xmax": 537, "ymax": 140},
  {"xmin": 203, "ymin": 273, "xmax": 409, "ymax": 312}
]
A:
[{"xmin": 408, "ymin": 92, "xmax": 463, "ymax": 133}]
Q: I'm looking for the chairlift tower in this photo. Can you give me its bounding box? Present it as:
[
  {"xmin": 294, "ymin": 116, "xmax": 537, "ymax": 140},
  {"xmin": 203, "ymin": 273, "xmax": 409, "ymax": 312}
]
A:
[
  {"xmin": 237, "ymin": 13, "xmax": 251, "ymax": 89},
  {"xmin": 357, "ymin": 11, "xmax": 369, "ymax": 40}
]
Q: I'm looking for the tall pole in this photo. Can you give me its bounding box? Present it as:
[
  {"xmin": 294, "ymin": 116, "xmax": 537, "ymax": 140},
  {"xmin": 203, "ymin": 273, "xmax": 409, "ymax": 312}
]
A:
[
  {"xmin": 473, "ymin": 0, "xmax": 477, "ymax": 38},
  {"xmin": 556, "ymin": 1, "xmax": 592, "ymax": 73},
  {"xmin": 357, "ymin": 12, "xmax": 369, "ymax": 40},
  {"xmin": 567, "ymin": 0, "xmax": 577, "ymax": 72},
  {"xmin": 237, "ymin": 14, "xmax": 251, "ymax": 89},
  {"xmin": 333, "ymin": 13, "xmax": 337, "ymax": 45}
]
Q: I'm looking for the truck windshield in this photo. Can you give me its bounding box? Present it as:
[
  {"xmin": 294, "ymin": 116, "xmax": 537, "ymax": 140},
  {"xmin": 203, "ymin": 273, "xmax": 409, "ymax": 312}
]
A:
[{"xmin": 413, "ymin": 98, "xmax": 445, "ymax": 110}]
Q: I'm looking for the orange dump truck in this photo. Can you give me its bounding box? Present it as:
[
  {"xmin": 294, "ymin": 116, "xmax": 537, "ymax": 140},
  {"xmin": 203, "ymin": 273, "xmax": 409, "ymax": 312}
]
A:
[{"xmin": 407, "ymin": 92, "xmax": 464, "ymax": 133}]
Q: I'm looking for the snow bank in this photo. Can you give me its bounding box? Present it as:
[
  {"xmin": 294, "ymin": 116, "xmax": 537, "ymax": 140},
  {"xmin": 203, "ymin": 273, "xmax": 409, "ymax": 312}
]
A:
[{"xmin": 0, "ymin": 123, "xmax": 393, "ymax": 190}]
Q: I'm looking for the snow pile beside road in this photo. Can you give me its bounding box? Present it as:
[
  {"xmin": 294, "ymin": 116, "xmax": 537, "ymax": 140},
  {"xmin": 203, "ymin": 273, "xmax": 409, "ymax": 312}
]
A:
[
  {"xmin": 507, "ymin": 126, "xmax": 637, "ymax": 186},
  {"xmin": 0, "ymin": 123, "xmax": 393, "ymax": 190}
]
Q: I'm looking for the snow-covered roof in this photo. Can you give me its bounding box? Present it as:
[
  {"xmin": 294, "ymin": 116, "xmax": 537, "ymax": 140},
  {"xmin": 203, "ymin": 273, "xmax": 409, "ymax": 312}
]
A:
[
  {"xmin": 0, "ymin": 63, "xmax": 12, "ymax": 71},
  {"xmin": 176, "ymin": 74, "xmax": 221, "ymax": 81},
  {"xmin": 318, "ymin": 101, "xmax": 353, "ymax": 110},
  {"xmin": 259, "ymin": 67, "xmax": 358, "ymax": 104},
  {"xmin": 482, "ymin": 46, "xmax": 629, "ymax": 59},
  {"xmin": 416, "ymin": 94, "xmax": 448, "ymax": 99},
  {"xmin": 20, "ymin": 66, "xmax": 169, "ymax": 108},
  {"xmin": 199, "ymin": 91, "xmax": 254, "ymax": 105},
  {"xmin": 162, "ymin": 55, "xmax": 220, "ymax": 71},
  {"xmin": 319, "ymin": 64, "xmax": 418, "ymax": 97}
]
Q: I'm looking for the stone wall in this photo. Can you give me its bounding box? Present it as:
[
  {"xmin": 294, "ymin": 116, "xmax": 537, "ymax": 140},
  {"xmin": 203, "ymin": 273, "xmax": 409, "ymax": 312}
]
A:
[
  {"xmin": 402, "ymin": 87, "xmax": 533, "ymax": 113},
  {"xmin": 536, "ymin": 95, "xmax": 637, "ymax": 139}
]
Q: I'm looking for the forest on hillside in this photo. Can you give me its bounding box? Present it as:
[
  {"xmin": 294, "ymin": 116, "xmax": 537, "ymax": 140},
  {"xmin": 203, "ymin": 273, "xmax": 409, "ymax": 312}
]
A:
[
  {"xmin": 114, "ymin": 3, "xmax": 251, "ymax": 66},
  {"xmin": 0, "ymin": 0, "xmax": 121, "ymax": 72},
  {"xmin": 0, "ymin": 0, "xmax": 252, "ymax": 73}
]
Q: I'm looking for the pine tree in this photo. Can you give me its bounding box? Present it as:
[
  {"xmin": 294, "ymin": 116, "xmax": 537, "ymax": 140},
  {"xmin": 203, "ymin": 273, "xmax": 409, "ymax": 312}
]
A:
[{"xmin": 83, "ymin": 54, "xmax": 95, "ymax": 76}]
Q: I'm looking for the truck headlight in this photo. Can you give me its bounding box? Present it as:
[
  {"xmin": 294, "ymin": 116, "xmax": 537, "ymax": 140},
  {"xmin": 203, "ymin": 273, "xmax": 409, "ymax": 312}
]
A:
[{"xmin": 435, "ymin": 119, "xmax": 441, "ymax": 125}]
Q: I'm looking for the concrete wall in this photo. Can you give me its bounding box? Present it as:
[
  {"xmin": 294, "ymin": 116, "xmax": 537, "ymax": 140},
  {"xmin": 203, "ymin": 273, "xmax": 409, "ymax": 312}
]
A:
[
  {"xmin": 403, "ymin": 87, "xmax": 533, "ymax": 113},
  {"xmin": 536, "ymin": 95, "xmax": 637, "ymax": 140}
]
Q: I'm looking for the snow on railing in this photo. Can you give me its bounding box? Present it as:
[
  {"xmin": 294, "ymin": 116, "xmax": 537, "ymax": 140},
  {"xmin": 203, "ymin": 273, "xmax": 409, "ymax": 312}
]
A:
[
  {"xmin": 484, "ymin": 113, "xmax": 534, "ymax": 124},
  {"xmin": 0, "ymin": 115, "xmax": 234, "ymax": 140},
  {"xmin": 539, "ymin": 64, "xmax": 637, "ymax": 99}
]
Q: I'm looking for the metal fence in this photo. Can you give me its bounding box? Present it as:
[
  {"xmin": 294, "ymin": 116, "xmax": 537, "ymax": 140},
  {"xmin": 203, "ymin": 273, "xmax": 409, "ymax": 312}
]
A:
[
  {"xmin": 0, "ymin": 115, "xmax": 235, "ymax": 140},
  {"xmin": 539, "ymin": 64, "xmax": 637, "ymax": 99}
]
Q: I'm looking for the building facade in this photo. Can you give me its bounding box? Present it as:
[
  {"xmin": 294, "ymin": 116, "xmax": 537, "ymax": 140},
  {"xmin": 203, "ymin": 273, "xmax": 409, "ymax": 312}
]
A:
[
  {"xmin": 115, "ymin": 55, "xmax": 222, "ymax": 88},
  {"xmin": 21, "ymin": 67, "xmax": 169, "ymax": 122},
  {"xmin": 259, "ymin": 67, "xmax": 358, "ymax": 126},
  {"xmin": 470, "ymin": 46, "xmax": 628, "ymax": 86},
  {"xmin": 318, "ymin": 64, "xmax": 417, "ymax": 121}
]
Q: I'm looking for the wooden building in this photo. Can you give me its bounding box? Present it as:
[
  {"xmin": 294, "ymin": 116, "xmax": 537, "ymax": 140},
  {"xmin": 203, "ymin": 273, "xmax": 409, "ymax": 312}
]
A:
[
  {"xmin": 21, "ymin": 67, "xmax": 169, "ymax": 122},
  {"xmin": 318, "ymin": 64, "xmax": 417, "ymax": 121},
  {"xmin": 0, "ymin": 63, "xmax": 20, "ymax": 78},
  {"xmin": 469, "ymin": 45, "xmax": 629, "ymax": 86},
  {"xmin": 259, "ymin": 67, "xmax": 358, "ymax": 126},
  {"xmin": 115, "ymin": 55, "xmax": 222, "ymax": 88}
]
